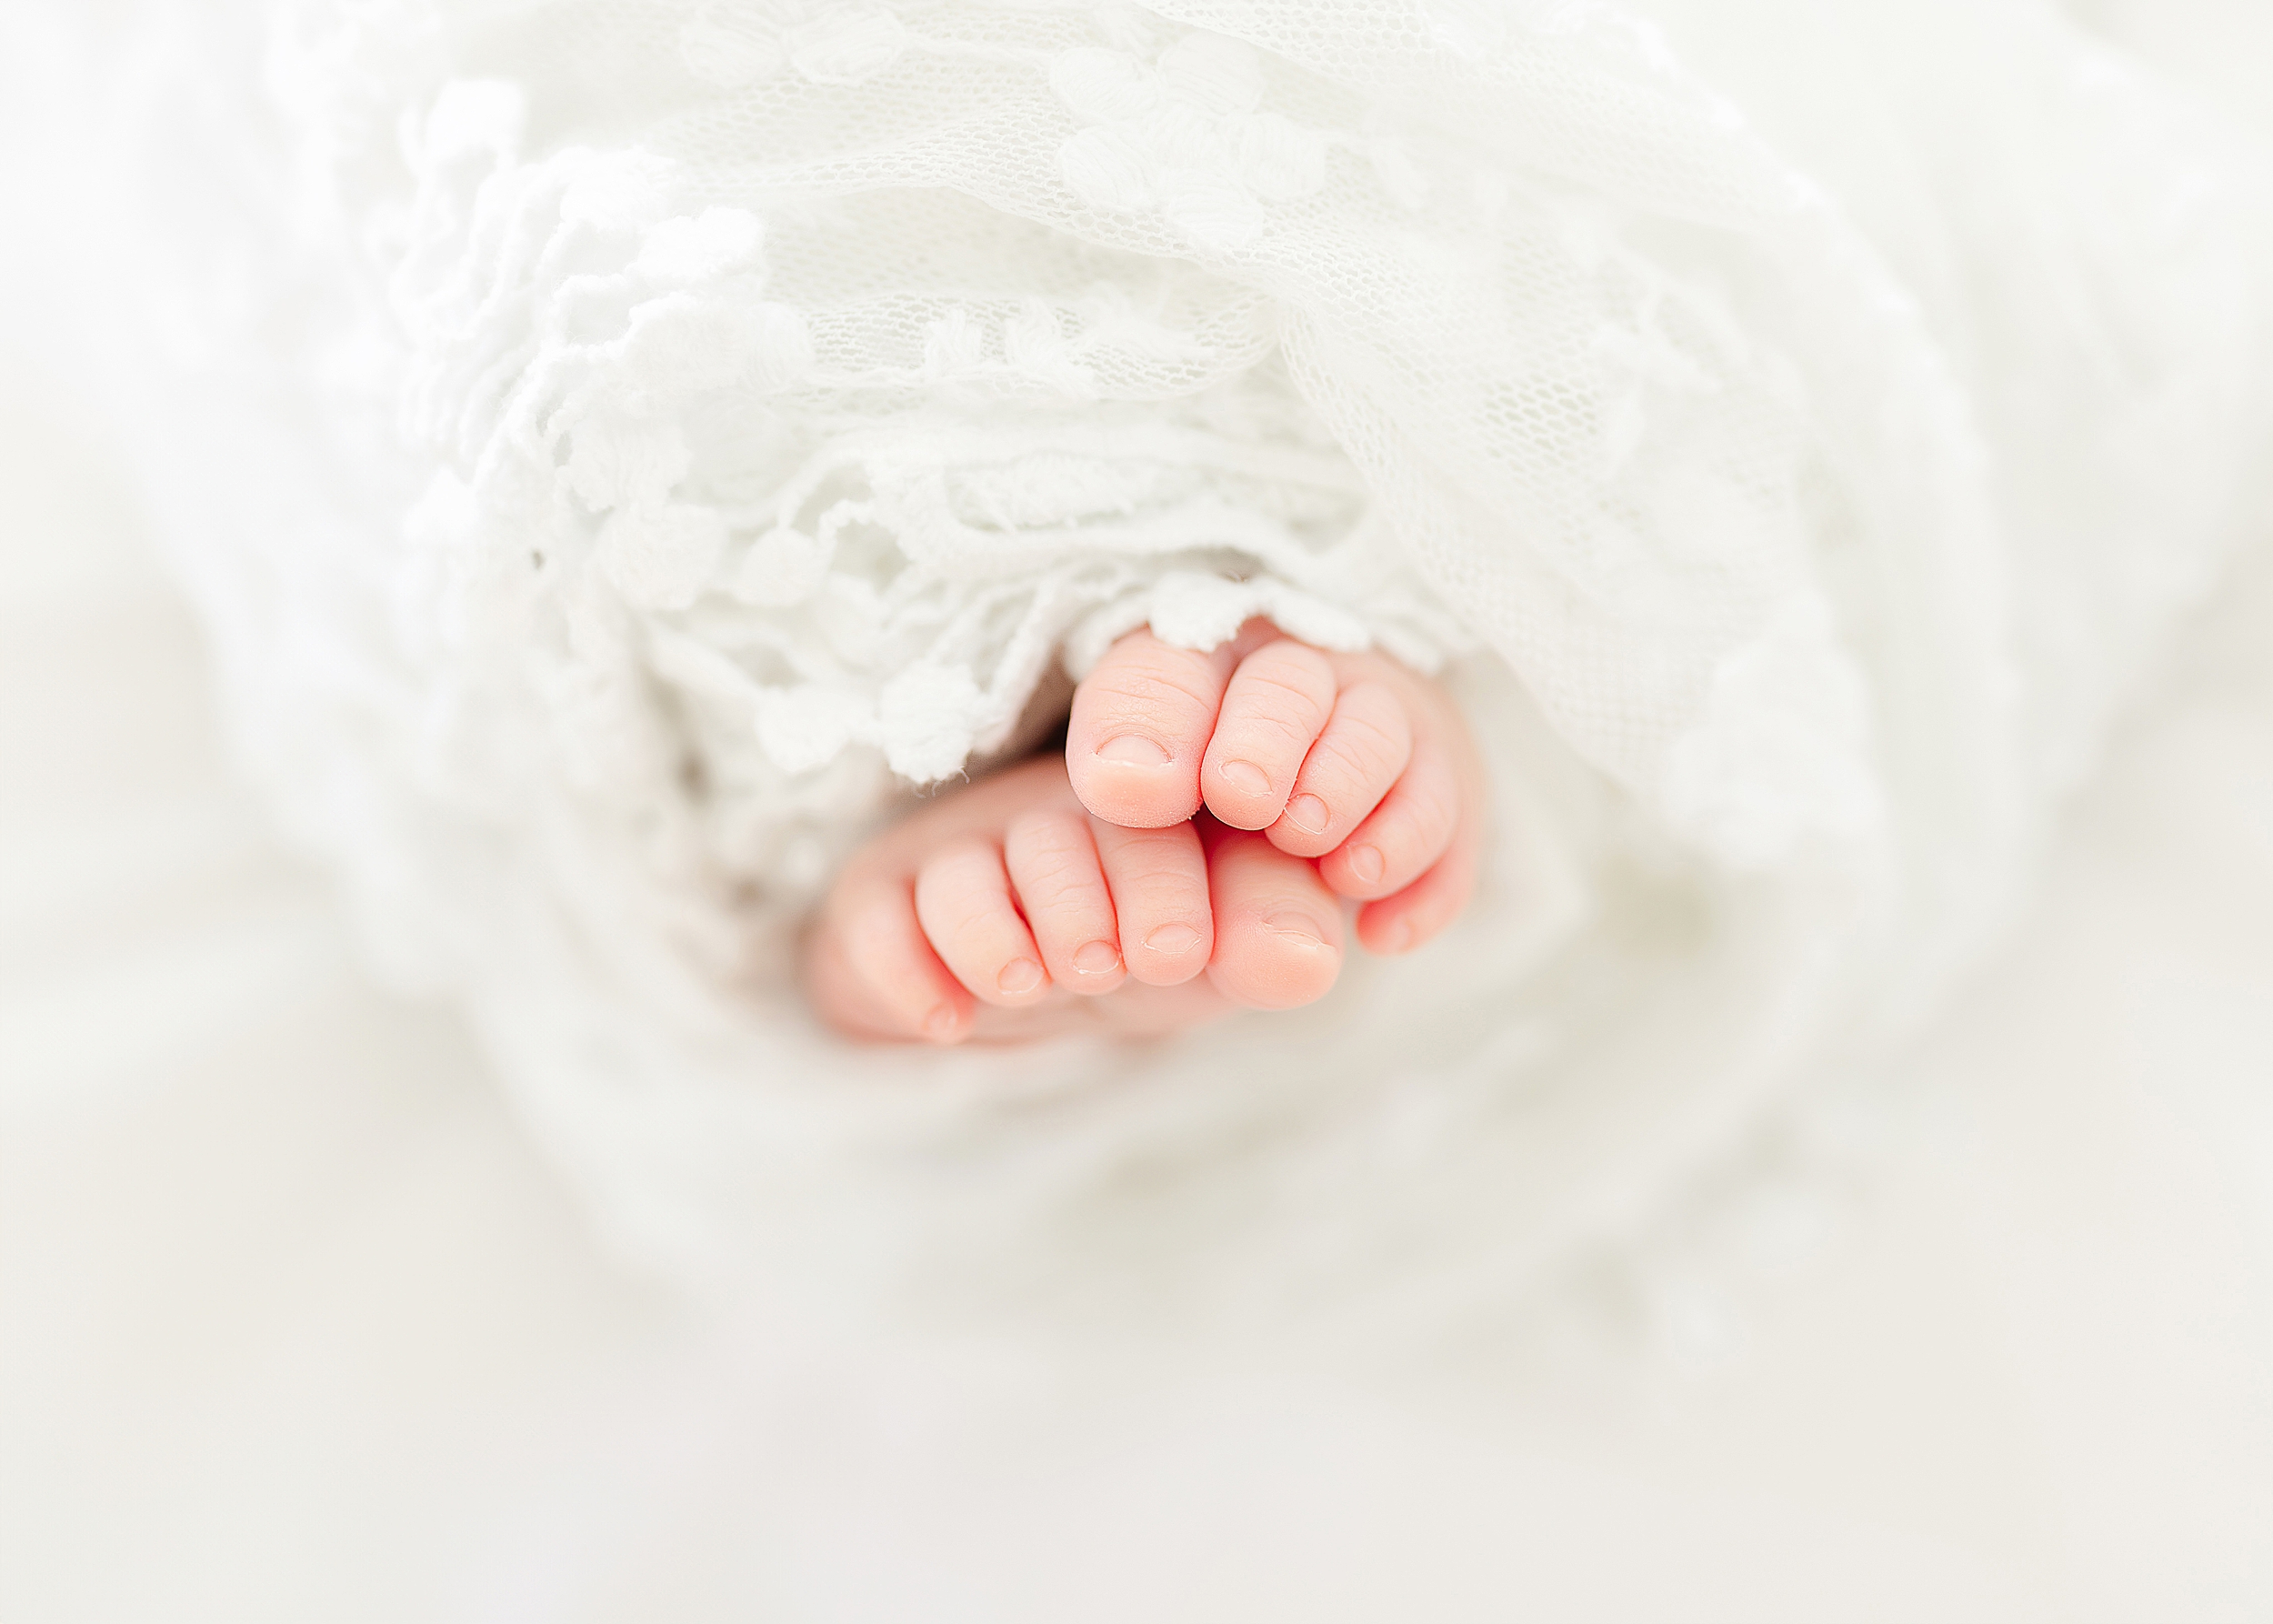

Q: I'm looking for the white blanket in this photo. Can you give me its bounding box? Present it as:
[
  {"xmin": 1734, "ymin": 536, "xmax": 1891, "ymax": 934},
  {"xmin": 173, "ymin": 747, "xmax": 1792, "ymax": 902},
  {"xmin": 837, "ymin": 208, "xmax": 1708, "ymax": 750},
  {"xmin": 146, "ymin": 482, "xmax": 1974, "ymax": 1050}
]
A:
[{"xmin": 10, "ymin": 0, "xmax": 2271, "ymax": 1337}]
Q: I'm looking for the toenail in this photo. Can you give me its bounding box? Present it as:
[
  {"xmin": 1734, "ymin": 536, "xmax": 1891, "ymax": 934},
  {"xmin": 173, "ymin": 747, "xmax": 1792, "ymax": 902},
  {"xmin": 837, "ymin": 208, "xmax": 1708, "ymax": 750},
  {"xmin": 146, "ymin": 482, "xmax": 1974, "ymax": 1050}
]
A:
[
  {"xmin": 1217, "ymin": 759, "xmax": 1270, "ymax": 797},
  {"xmin": 1144, "ymin": 923, "xmax": 1201, "ymax": 956},
  {"xmin": 1073, "ymin": 940, "xmax": 1122, "ymax": 975},
  {"xmin": 922, "ymin": 1005, "xmax": 960, "ymax": 1042},
  {"xmin": 997, "ymin": 958, "xmax": 1044, "ymax": 996},
  {"xmin": 1346, "ymin": 844, "xmax": 1385, "ymax": 884},
  {"xmin": 1097, "ymin": 734, "xmax": 1170, "ymax": 766},
  {"xmin": 1285, "ymin": 794, "xmax": 1327, "ymax": 834},
  {"xmin": 1382, "ymin": 919, "xmax": 1415, "ymax": 954},
  {"xmin": 1263, "ymin": 911, "xmax": 1327, "ymax": 947}
]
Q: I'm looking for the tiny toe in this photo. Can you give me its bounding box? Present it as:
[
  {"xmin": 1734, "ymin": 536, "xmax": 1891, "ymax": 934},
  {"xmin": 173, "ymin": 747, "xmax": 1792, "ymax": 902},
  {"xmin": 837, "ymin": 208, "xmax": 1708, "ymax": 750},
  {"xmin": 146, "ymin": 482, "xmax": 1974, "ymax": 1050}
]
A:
[
  {"xmin": 914, "ymin": 837, "xmax": 1052, "ymax": 1007},
  {"xmin": 815, "ymin": 876, "xmax": 976, "ymax": 1043},
  {"xmin": 1066, "ymin": 629, "xmax": 1233, "ymax": 829},
  {"xmin": 1355, "ymin": 808, "xmax": 1481, "ymax": 955},
  {"xmin": 1092, "ymin": 818, "xmax": 1213, "ymax": 986},
  {"xmin": 1202, "ymin": 827, "xmax": 1344, "ymax": 1011},
  {"xmin": 1201, "ymin": 638, "xmax": 1337, "ymax": 831},
  {"xmin": 1005, "ymin": 808, "xmax": 1125, "ymax": 996},
  {"xmin": 1320, "ymin": 738, "xmax": 1461, "ymax": 901},
  {"xmin": 1268, "ymin": 679, "xmax": 1412, "ymax": 858}
]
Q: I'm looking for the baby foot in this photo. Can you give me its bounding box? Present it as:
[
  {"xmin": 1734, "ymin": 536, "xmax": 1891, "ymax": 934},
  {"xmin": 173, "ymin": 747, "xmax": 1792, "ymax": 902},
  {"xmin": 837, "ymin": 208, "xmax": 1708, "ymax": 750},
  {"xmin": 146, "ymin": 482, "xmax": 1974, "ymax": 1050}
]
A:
[
  {"xmin": 805, "ymin": 754, "xmax": 1347, "ymax": 1046},
  {"xmin": 1066, "ymin": 621, "xmax": 1484, "ymax": 957}
]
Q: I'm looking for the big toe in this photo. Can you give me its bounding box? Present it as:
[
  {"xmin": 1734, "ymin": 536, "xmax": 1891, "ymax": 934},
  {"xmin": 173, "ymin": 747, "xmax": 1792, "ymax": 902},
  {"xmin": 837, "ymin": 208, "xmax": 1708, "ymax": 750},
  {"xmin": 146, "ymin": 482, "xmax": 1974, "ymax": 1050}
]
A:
[
  {"xmin": 1203, "ymin": 826, "xmax": 1344, "ymax": 1011},
  {"xmin": 1066, "ymin": 630, "xmax": 1230, "ymax": 829}
]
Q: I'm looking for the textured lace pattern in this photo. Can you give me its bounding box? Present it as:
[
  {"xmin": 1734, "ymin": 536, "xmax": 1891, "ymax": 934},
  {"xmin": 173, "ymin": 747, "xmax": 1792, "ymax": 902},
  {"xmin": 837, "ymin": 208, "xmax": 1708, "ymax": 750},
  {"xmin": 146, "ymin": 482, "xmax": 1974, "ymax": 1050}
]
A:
[
  {"xmin": 23, "ymin": 0, "xmax": 2273, "ymax": 1332},
  {"xmin": 364, "ymin": 14, "xmax": 1506, "ymax": 999}
]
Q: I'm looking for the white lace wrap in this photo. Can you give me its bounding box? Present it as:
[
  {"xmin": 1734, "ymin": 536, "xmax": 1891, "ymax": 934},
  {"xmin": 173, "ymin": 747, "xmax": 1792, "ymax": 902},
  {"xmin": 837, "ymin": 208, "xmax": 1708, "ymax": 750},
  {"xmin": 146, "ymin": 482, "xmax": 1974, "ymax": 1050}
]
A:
[{"xmin": 19, "ymin": 0, "xmax": 2272, "ymax": 1334}]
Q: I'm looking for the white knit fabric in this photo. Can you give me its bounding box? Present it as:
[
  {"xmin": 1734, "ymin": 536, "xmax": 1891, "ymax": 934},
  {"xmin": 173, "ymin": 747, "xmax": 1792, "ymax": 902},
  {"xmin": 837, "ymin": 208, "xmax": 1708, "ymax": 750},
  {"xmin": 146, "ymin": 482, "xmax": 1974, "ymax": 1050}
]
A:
[{"xmin": 20, "ymin": 0, "xmax": 2273, "ymax": 1332}]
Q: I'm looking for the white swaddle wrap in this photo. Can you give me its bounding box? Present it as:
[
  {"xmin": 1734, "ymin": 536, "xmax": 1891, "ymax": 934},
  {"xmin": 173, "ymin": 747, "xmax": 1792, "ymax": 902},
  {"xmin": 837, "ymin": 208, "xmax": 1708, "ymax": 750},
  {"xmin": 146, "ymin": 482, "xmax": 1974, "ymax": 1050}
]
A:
[{"xmin": 26, "ymin": 0, "xmax": 2272, "ymax": 1333}]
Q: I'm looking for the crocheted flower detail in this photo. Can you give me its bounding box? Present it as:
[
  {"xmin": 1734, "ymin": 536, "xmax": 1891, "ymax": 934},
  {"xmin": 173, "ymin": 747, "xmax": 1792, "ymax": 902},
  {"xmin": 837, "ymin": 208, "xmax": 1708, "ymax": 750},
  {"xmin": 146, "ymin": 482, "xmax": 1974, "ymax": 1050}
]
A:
[
  {"xmin": 1052, "ymin": 32, "xmax": 1327, "ymax": 251},
  {"xmin": 678, "ymin": 1, "xmax": 906, "ymax": 90},
  {"xmin": 396, "ymin": 89, "xmax": 816, "ymax": 617},
  {"xmin": 909, "ymin": 286, "xmax": 1238, "ymax": 401}
]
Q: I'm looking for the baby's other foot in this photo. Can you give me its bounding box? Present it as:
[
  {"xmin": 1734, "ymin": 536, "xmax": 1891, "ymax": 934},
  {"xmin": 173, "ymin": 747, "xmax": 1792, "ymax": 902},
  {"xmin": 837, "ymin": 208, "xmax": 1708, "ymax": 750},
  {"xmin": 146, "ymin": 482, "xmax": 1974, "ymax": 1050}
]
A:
[
  {"xmin": 806, "ymin": 755, "xmax": 1345, "ymax": 1046},
  {"xmin": 1066, "ymin": 621, "xmax": 1483, "ymax": 957}
]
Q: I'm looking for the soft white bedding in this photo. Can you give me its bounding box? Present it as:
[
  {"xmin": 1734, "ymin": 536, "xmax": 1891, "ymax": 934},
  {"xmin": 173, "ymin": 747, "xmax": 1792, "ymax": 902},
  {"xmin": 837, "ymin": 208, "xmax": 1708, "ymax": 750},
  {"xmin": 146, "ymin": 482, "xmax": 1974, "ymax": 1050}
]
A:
[
  {"xmin": 7, "ymin": 2, "xmax": 2273, "ymax": 1611},
  {"xmin": 11, "ymin": 0, "xmax": 2271, "ymax": 1340},
  {"xmin": 5, "ymin": 339, "xmax": 2273, "ymax": 1619}
]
